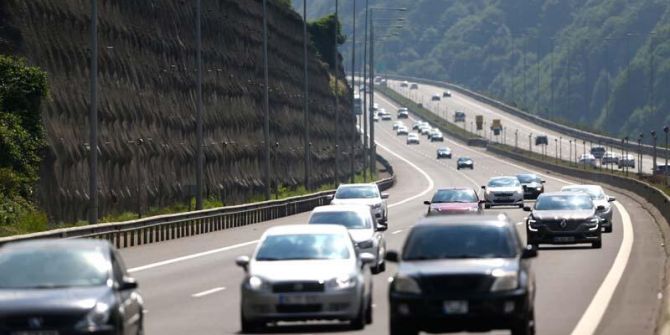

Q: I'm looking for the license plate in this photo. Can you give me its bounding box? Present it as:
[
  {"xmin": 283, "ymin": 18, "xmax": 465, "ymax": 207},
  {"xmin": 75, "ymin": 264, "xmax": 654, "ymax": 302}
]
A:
[
  {"xmin": 554, "ymin": 236, "xmax": 575, "ymax": 243},
  {"xmin": 12, "ymin": 332, "xmax": 59, "ymax": 335},
  {"xmin": 443, "ymin": 300, "xmax": 468, "ymax": 314},
  {"xmin": 279, "ymin": 295, "xmax": 318, "ymax": 305}
]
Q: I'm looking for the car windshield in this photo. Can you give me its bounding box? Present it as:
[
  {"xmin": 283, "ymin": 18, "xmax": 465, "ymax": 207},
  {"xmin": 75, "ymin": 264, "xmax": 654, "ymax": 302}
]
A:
[
  {"xmin": 488, "ymin": 178, "xmax": 520, "ymax": 187},
  {"xmin": 562, "ymin": 187, "xmax": 605, "ymax": 200},
  {"xmin": 516, "ymin": 175, "xmax": 540, "ymax": 183},
  {"xmin": 432, "ymin": 190, "xmax": 477, "ymax": 203},
  {"xmin": 535, "ymin": 195, "xmax": 593, "ymax": 210},
  {"xmin": 335, "ymin": 186, "xmax": 379, "ymax": 199},
  {"xmin": 459, "ymin": 157, "xmax": 471, "ymax": 162},
  {"xmin": 0, "ymin": 246, "xmax": 109, "ymax": 289},
  {"xmin": 403, "ymin": 225, "xmax": 516, "ymax": 260},
  {"xmin": 255, "ymin": 234, "xmax": 351, "ymax": 261},
  {"xmin": 309, "ymin": 211, "xmax": 370, "ymax": 229}
]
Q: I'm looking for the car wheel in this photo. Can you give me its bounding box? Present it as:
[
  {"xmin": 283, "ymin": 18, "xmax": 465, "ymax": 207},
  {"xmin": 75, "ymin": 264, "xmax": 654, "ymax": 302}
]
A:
[
  {"xmin": 390, "ymin": 320, "xmax": 418, "ymax": 335},
  {"xmin": 592, "ymin": 240, "xmax": 602, "ymax": 249},
  {"xmin": 379, "ymin": 260, "xmax": 386, "ymax": 272},
  {"xmin": 484, "ymin": 204, "xmax": 491, "ymax": 209},
  {"xmin": 241, "ymin": 311, "xmax": 264, "ymax": 334},
  {"xmin": 457, "ymin": 166, "xmax": 461, "ymax": 170},
  {"xmin": 350, "ymin": 298, "xmax": 366, "ymax": 330},
  {"xmin": 511, "ymin": 309, "xmax": 535, "ymax": 335},
  {"xmin": 518, "ymin": 203, "xmax": 525, "ymax": 209}
]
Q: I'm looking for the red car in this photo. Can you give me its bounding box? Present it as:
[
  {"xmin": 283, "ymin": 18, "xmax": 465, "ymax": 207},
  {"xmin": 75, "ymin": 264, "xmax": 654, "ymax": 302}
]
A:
[{"xmin": 423, "ymin": 188, "xmax": 483, "ymax": 215}]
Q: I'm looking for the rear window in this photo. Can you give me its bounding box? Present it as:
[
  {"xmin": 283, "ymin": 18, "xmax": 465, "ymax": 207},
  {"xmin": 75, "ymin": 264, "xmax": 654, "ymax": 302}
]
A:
[
  {"xmin": 431, "ymin": 189, "xmax": 477, "ymax": 203},
  {"xmin": 335, "ymin": 186, "xmax": 379, "ymax": 199},
  {"xmin": 309, "ymin": 211, "xmax": 370, "ymax": 229},
  {"xmin": 402, "ymin": 225, "xmax": 517, "ymax": 260}
]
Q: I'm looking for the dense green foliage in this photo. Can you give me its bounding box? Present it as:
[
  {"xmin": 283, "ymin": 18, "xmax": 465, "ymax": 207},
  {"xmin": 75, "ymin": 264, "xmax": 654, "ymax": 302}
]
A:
[
  {"xmin": 297, "ymin": 0, "xmax": 670, "ymax": 138},
  {"xmin": 307, "ymin": 13, "xmax": 347, "ymax": 71},
  {"xmin": 0, "ymin": 55, "xmax": 48, "ymax": 229}
]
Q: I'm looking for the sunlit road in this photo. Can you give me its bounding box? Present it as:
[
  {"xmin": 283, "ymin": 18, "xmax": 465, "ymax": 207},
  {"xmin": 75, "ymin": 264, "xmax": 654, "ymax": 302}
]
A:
[{"xmin": 117, "ymin": 91, "xmax": 667, "ymax": 335}]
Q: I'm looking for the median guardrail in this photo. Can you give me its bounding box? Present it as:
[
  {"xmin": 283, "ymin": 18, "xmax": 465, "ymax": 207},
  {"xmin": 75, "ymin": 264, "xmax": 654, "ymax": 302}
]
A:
[{"xmin": 0, "ymin": 157, "xmax": 396, "ymax": 249}]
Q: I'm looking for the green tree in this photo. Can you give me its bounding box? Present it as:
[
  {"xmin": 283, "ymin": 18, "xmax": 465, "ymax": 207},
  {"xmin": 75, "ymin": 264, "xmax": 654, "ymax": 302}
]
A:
[{"xmin": 307, "ymin": 14, "xmax": 346, "ymax": 71}]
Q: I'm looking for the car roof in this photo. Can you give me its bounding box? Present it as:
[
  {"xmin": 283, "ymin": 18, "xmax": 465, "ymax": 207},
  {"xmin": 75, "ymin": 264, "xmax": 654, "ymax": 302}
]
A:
[
  {"xmin": 263, "ymin": 224, "xmax": 349, "ymax": 236},
  {"xmin": 561, "ymin": 184, "xmax": 604, "ymax": 191},
  {"xmin": 416, "ymin": 214, "xmax": 513, "ymax": 228},
  {"xmin": 2, "ymin": 238, "xmax": 111, "ymax": 252},
  {"xmin": 311, "ymin": 204, "xmax": 372, "ymax": 215},
  {"xmin": 488, "ymin": 176, "xmax": 517, "ymax": 180},
  {"xmin": 337, "ymin": 183, "xmax": 377, "ymax": 188},
  {"xmin": 516, "ymin": 173, "xmax": 538, "ymax": 177},
  {"xmin": 540, "ymin": 191, "xmax": 592, "ymax": 197}
]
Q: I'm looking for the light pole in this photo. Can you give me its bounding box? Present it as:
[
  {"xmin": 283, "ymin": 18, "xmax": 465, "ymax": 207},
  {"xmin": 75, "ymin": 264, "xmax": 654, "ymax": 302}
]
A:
[
  {"xmin": 555, "ymin": 138, "xmax": 558, "ymax": 163},
  {"xmin": 333, "ymin": 0, "xmax": 340, "ymax": 185},
  {"xmin": 361, "ymin": 0, "xmax": 369, "ymax": 181},
  {"xmin": 664, "ymin": 126, "xmax": 669, "ymax": 185},
  {"xmin": 195, "ymin": 0, "xmax": 204, "ymax": 210},
  {"xmin": 624, "ymin": 136, "xmax": 630, "ymax": 176},
  {"xmin": 528, "ymin": 133, "xmax": 532, "ymax": 153},
  {"xmin": 303, "ymin": 0, "xmax": 311, "ymax": 190},
  {"xmin": 582, "ymin": 140, "xmax": 586, "ymax": 169},
  {"xmin": 349, "ymin": 0, "xmax": 356, "ymax": 183},
  {"xmin": 569, "ymin": 140, "xmax": 573, "ymax": 165},
  {"xmin": 262, "ymin": 0, "xmax": 271, "ymax": 200},
  {"xmin": 638, "ymin": 133, "xmax": 644, "ymax": 175},
  {"xmin": 88, "ymin": 0, "xmax": 98, "ymax": 224},
  {"xmin": 559, "ymin": 136, "xmax": 562, "ymax": 160},
  {"xmin": 515, "ymin": 129, "xmax": 518, "ymax": 149},
  {"xmin": 621, "ymin": 138, "xmax": 625, "ymax": 174},
  {"xmin": 651, "ymin": 130, "xmax": 657, "ymax": 173}
]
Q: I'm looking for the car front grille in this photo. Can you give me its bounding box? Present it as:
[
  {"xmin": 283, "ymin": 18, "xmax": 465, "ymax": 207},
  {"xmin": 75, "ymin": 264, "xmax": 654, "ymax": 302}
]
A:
[
  {"xmin": 276, "ymin": 304, "xmax": 322, "ymax": 313},
  {"xmin": 273, "ymin": 281, "xmax": 325, "ymax": 293},
  {"xmin": 538, "ymin": 219, "xmax": 586, "ymax": 232},
  {"xmin": 0, "ymin": 313, "xmax": 84, "ymax": 330},
  {"xmin": 419, "ymin": 274, "xmax": 493, "ymax": 295},
  {"xmin": 493, "ymin": 192, "xmax": 514, "ymax": 197}
]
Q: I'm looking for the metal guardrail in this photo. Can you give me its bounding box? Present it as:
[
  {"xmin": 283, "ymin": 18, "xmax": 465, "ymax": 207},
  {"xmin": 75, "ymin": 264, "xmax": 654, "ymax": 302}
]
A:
[{"xmin": 0, "ymin": 158, "xmax": 396, "ymax": 249}]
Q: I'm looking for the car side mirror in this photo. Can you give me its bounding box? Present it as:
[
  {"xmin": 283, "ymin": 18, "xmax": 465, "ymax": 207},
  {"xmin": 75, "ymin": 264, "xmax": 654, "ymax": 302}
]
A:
[
  {"xmin": 423, "ymin": 200, "xmax": 431, "ymax": 205},
  {"xmin": 119, "ymin": 276, "xmax": 138, "ymax": 291},
  {"xmin": 608, "ymin": 197, "xmax": 616, "ymax": 202},
  {"xmin": 522, "ymin": 245, "xmax": 538, "ymax": 259},
  {"xmin": 481, "ymin": 186, "xmax": 486, "ymax": 190},
  {"xmin": 523, "ymin": 206, "xmax": 532, "ymax": 212},
  {"xmin": 596, "ymin": 205, "xmax": 606, "ymax": 211},
  {"xmin": 359, "ymin": 253, "xmax": 376, "ymax": 267},
  {"xmin": 376, "ymin": 223, "xmax": 388, "ymax": 232},
  {"xmin": 541, "ymin": 180, "xmax": 546, "ymax": 184},
  {"xmin": 385, "ymin": 251, "xmax": 399, "ymax": 263},
  {"xmin": 381, "ymin": 193, "xmax": 390, "ymax": 199},
  {"xmin": 235, "ymin": 256, "xmax": 250, "ymax": 271}
]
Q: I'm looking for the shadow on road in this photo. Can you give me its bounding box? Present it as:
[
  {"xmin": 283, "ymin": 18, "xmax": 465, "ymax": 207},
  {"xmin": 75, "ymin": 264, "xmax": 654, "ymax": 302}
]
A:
[{"xmin": 238, "ymin": 321, "xmax": 356, "ymax": 334}]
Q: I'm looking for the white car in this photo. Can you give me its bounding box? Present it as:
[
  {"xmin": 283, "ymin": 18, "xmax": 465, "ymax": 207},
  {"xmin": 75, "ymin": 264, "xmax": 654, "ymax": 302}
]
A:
[
  {"xmin": 396, "ymin": 126, "xmax": 409, "ymax": 135},
  {"xmin": 420, "ymin": 126, "xmax": 432, "ymax": 135},
  {"xmin": 381, "ymin": 113, "xmax": 392, "ymax": 121},
  {"xmin": 561, "ymin": 185, "xmax": 616, "ymax": 233},
  {"xmin": 331, "ymin": 184, "xmax": 389, "ymax": 223},
  {"xmin": 618, "ymin": 154, "xmax": 635, "ymax": 168},
  {"xmin": 236, "ymin": 224, "xmax": 374, "ymax": 332},
  {"xmin": 481, "ymin": 176, "xmax": 524, "ymax": 208},
  {"xmin": 429, "ymin": 131, "xmax": 444, "ymax": 142},
  {"xmin": 578, "ymin": 154, "xmax": 597, "ymax": 168},
  {"xmin": 431, "ymin": 94, "xmax": 441, "ymax": 101},
  {"xmin": 373, "ymin": 114, "xmax": 379, "ymax": 122},
  {"xmin": 601, "ymin": 152, "xmax": 621, "ymax": 165},
  {"xmin": 407, "ymin": 133, "xmax": 420, "ymax": 145},
  {"xmin": 308, "ymin": 205, "xmax": 387, "ymax": 273},
  {"xmin": 392, "ymin": 121, "xmax": 404, "ymax": 130}
]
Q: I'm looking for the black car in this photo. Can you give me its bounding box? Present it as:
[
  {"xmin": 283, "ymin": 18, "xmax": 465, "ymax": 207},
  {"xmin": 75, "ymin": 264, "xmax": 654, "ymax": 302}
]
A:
[
  {"xmin": 456, "ymin": 157, "xmax": 474, "ymax": 170},
  {"xmin": 516, "ymin": 174, "xmax": 546, "ymax": 199},
  {"xmin": 436, "ymin": 147, "xmax": 452, "ymax": 159},
  {"xmin": 0, "ymin": 239, "xmax": 144, "ymax": 334},
  {"xmin": 534, "ymin": 135, "xmax": 548, "ymax": 146},
  {"xmin": 386, "ymin": 215, "xmax": 537, "ymax": 335},
  {"xmin": 525, "ymin": 192, "xmax": 604, "ymax": 248}
]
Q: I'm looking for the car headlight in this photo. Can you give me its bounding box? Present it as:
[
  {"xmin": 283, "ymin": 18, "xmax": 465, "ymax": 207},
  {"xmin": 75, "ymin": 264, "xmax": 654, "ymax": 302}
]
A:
[
  {"xmin": 490, "ymin": 269, "xmax": 519, "ymax": 292},
  {"xmin": 586, "ymin": 217, "xmax": 600, "ymax": 230},
  {"xmin": 326, "ymin": 275, "xmax": 357, "ymax": 290},
  {"xmin": 391, "ymin": 275, "xmax": 422, "ymax": 294},
  {"xmin": 371, "ymin": 203, "xmax": 382, "ymax": 209},
  {"xmin": 246, "ymin": 276, "xmax": 272, "ymax": 292},
  {"xmin": 357, "ymin": 240, "xmax": 374, "ymax": 249},
  {"xmin": 75, "ymin": 301, "xmax": 112, "ymax": 331}
]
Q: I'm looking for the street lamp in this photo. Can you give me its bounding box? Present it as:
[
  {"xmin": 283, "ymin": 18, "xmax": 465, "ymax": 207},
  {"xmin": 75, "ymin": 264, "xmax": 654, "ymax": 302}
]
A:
[
  {"xmin": 582, "ymin": 140, "xmax": 586, "ymax": 169},
  {"xmin": 262, "ymin": 0, "xmax": 271, "ymax": 200},
  {"xmin": 569, "ymin": 140, "xmax": 573, "ymax": 165},
  {"xmin": 333, "ymin": 0, "xmax": 340, "ymax": 185},
  {"xmin": 302, "ymin": 0, "xmax": 311, "ymax": 190},
  {"xmin": 89, "ymin": 0, "xmax": 98, "ymax": 224},
  {"xmin": 554, "ymin": 138, "xmax": 558, "ymax": 163},
  {"xmin": 638, "ymin": 133, "xmax": 644, "ymax": 175},
  {"xmin": 624, "ymin": 136, "xmax": 630, "ymax": 176},
  {"xmin": 651, "ymin": 130, "xmax": 657, "ymax": 172},
  {"xmin": 664, "ymin": 126, "xmax": 669, "ymax": 184}
]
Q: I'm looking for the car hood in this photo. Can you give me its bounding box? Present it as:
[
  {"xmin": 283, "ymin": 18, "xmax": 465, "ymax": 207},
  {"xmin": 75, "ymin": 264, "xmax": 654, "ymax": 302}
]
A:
[
  {"xmin": 459, "ymin": 160, "xmax": 473, "ymax": 164},
  {"xmin": 331, "ymin": 198, "xmax": 381, "ymax": 206},
  {"xmin": 398, "ymin": 258, "xmax": 518, "ymax": 276},
  {"xmin": 488, "ymin": 186, "xmax": 521, "ymax": 193},
  {"xmin": 348, "ymin": 229, "xmax": 375, "ymax": 243},
  {"xmin": 531, "ymin": 209, "xmax": 595, "ymax": 220},
  {"xmin": 430, "ymin": 202, "xmax": 478, "ymax": 212},
  {"xmin": 0, "ymin": 286, "xmax": 110, "ymax": 314},
  {"xmin": 521, "ymin": 182, "xmax": 542, "ymax": 188},
  {"xmin": 250, "ymin": 260, "xmax": 355, "ymax": 282}
]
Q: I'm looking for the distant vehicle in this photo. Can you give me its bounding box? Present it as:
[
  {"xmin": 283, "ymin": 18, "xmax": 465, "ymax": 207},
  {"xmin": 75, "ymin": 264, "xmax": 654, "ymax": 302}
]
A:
[
  {"xmin": 442, "ymin": 90, "xmax": 452, "ymax": 97},
  {"xmin": 429, "ymin": 131, "xmax": 444, "ymax": 142},
  {"xmin": 331, "ymin": 183, "xmax": 389, "ymax": 223},
  {"xmin": 618, "ymin": 154, "xmax": 635, "ymax": 169},
  {"xmin": 431, "ymin": 94, "xmax": 441, "ymax": 101},
  {"xmin": 393, "ymin": 121, "xmax": 404, "ymax": 130},
  {"xmin": 396, "ymin": 126, "xmax": 409, "ymax": 136},
  {"xmin": 653, "ymin": 164, "xmax": 670, "ymax": 176},
  {"xmin": 456, "ymin": 156, "xmax": 474, "ymax": 170},
  {"xmin": 407, "ymin": 133, "xmax": 420, "ymax": 145},
  {"xmin": 560, "ymin": 184, "xmax": 616, "ymax": 233},
  {"xmin": 410, "ymin": 83, "xmax": 419, "ymax": 89},
  {"xmin": 516, "ymin": 173, "xmax": 546, "ymax": 199},
  {"xmin": 535, "ymin": 135, "xmax": 548, "ymax": 146},
  {"xmin": 0, "ymin": 239, "xmax": 144, "ymax": 335},
  {"xmin": 237, "ymin": 224, "xmax": 374, "ymax": 332},
  {"xmin": 412, "ymin": 121, "xmax": 423, "ymax": 130},
  {"xmin": 590, "ymin": 146, "xmax": 606, "ymax": 159},
  {"xmin": 400, "ymin": 81, "xmax": 409, "ymax": 88},
  {"xmin": 436, "ymin": 147, "xmax": 452, "ymax": 159},
  {"xmin": 579, "ymin": 153, "xmax": 598, "ymax": 168},
  {"xmin": 353, "ymin": 95, "xmax": 363, "ymax": 115},
  {"xmin": 359, "ymin": 84, "xmax": 366, "ymax": 92},
  {"xmin": 372, "ymin": 103, "xmax": 379, "ymax": 111},
  {"xmin": 423, "ymin": 188, "xmax": 481, "ymax": 215},
  {"xmin": 420, "ymin": 126, "xmax": 432, "ymax": 136},
  {"xmin": 398, "ymin": 110, "xmax": 409, "ymax": 119},
  {"xmin": 454, "ymin": 111, "xmax": 465, "ymax": 123},
  {"xmin": 397, "ymin": 107, "xmax": 409, "ymax": 114},
  {"xmin": 481, "ymin": 176, "xmax": 524, "ymax": 208},
  {"xmin": 524, "ymin": 192, "xmax": 604, "ymax": 248},
  {"xmin": 308, "ymin": 205, "xmax": 387, "ymax": 273},
  {"xmin": 381, "ymin": 113, "xmax": 392, "ymax": 121},
  {"xmin": 386, "ymin": 215, "xmax": 537, "ymax": 335},
  {"xmin": 373, "ymin": 114, "xmax": 379, "ymax": 122},
  {"xmin": 601, "ymin": 152, "xmax": 621, "ymax": 165}
]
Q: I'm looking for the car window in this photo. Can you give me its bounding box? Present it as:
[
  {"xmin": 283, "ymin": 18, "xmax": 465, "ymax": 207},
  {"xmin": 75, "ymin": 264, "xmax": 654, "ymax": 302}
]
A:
[
  {"xmin": 309, "ymin": 211, "xmax": 370, "ymax": 229},
  {"xmin": 535, "ymin": 195, "xmax": 593, "ymax": 210},
  {"xmin": 402, "ymin": 225, "xmax": 517, "ymax": 260},
  {"xmin": 488, "ymin": 178, "xmax": 520, "ymax": 187},
  {"xmin": 335, "ymin": 186, "xmax": 379, "ymax": 199},
  {"xmin": 516, "ymin": 175, "xmax": 539, "ymax": 183},
  {"xmin": 561, "ymin": 187, "xmax": 605, "ymax": 200},
  {"xmin": 255, "ymin": 234, "xmax": 351, "ymax": 261},
  {"xmin": 0, "ymin": 246, "xmax": 110, "ymax": 288},
  {"xmin": 432, "ymin": 189, "xmax": 477, "ymax": 203}
]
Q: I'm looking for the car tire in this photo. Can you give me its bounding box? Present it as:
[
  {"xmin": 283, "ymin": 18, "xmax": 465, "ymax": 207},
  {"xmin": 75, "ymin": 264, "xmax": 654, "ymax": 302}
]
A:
[
  {"xmin": 390, "ymin": 320, "xmax": 418, "ymax": 335},
  {"xmin": 365, "ymin": 292, "xmax": 373, "ymax": 325},
  {"xmin": 240, "ymin": 312, "xmax": 264, "ymax": 334},
  {"xmin": 484, "ymin": 204, "xmax": 491, "ymax": 209},
  {"xmin": 350, "ymin": 299, "xmax": 366, "ymax": 330},
  {"xmin": 518, "ymin": 203, "xmax": 525, "ymax": 209},
  {"xmin": 457, "ymin": 166, "xmax": 461, "ymax": 170},
  {"xmin": 592, "ymin": 240, "xmax": 602, "ymax": 249},
  {"xmin": 511, "ymin": 309, "xmax": 536, "ymax": 335}
]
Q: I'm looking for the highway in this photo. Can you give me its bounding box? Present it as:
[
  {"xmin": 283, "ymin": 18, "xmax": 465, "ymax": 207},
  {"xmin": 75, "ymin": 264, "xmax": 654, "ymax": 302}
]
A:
[
  {"xmin": 117, "ymin": 91, "xmax": 668, "ymax": 335},
  {"xmin": 386, "ymin": 79, "xmax": 661, "ymax": 176}
]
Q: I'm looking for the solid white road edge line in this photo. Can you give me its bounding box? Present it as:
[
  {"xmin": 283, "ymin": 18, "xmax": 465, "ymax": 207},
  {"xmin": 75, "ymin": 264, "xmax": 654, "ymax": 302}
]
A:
[
  {"xmin": 191, "ymin": 287, "xmax": 226, "ymax": 298},
  {"xmin": 569, "ymin": 201, "xmax": 634, "ymax": 335},
  {"xmin": 128, "ymin": 140, "xmax": 436, "ymax": 274},
  {"xmin": 377, "ymin": 89, "xmax": 634, "ymax": 335}
]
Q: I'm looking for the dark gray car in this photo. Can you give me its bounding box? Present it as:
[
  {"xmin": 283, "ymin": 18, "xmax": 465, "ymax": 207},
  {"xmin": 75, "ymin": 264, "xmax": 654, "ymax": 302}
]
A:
[{"xmin": 0, "ymin": 239, "xmax": 144, "ymax": 335}]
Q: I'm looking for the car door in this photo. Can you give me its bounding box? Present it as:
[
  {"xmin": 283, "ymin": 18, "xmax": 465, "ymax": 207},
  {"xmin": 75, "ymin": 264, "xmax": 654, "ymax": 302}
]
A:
[{"xmin": 112, "ymin": 250, "xmax": 143, "ymax": 334}]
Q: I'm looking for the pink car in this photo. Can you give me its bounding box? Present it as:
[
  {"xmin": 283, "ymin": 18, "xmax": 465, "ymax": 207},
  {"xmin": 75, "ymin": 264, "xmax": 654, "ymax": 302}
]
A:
[{"xmin": 423, "ymin": 188, "xmax": 483, "ymax": 215}]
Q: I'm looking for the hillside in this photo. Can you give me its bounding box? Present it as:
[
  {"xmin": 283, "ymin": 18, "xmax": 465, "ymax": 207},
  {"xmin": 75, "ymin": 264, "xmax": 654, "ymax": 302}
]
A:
[
  {"xmin": 299, "ymin": 0, "xmax": 670, "ymax": 137},
  {"xmin": 0, "ymin": 0, "xmax": 357, "ymax": 223}
]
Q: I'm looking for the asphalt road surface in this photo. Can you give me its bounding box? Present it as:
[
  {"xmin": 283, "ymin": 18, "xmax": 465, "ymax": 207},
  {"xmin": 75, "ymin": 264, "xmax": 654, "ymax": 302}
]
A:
[{"xmin": 118, "ymin": 91, "xmax": 668, "ymax": 335}]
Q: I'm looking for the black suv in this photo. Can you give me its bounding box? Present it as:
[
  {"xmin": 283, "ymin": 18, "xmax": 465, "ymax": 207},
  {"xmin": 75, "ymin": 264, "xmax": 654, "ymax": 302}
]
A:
[
  {"xmin": 386, "ymin": 215, "xmax": 537, "ymax": 335},
  {"xmin": 525, "ymin": 192, "xmax": 604, "ymax": 249}
]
